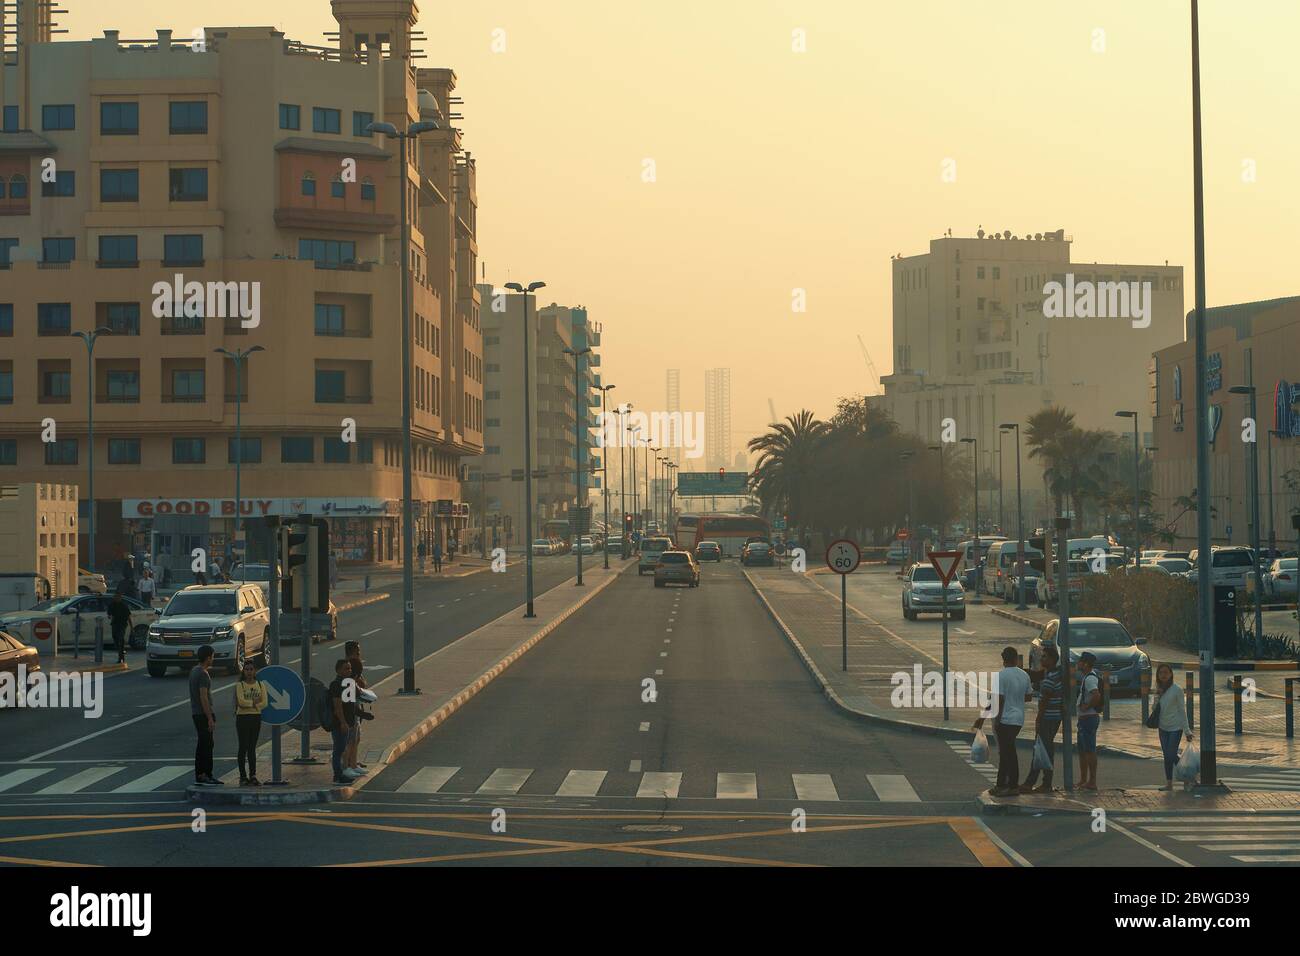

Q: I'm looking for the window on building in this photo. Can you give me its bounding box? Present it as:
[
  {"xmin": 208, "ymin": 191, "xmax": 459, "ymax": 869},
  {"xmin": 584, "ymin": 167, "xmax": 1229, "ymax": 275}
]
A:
[
  {"xmin": 331, "ymin": 178, "xmax": 345, "ymax": 199},
  {"xmin": 37, "ymin": 303, "xmax": 71, "ymax": 335},
  {"xmin": 279, "ymin": 103, "xmax": 301, "ymax": 130},
  {"xmin": 104, "ymin": 303, "xmax": 140, "ymax": 335},
  {"xmin": 301, "ymin": 172, "xmax": 316, "ymax": 196},
  {"xmin": 44, "ymin": 438, "xmax": 77, "ymax": 465},
  {"xmin": 315, "ymin": 304, "xmax": 344, "ymax": 336},
  {"xmin": 352, "ymin": 111, "xmax": 374, "ymax": 137},
  {"xmin": 0, "ymin": 304, "xmax": 12, "ymax": 335},
  {"xmin": 42, "ymin": 237, "xmax": 74, "ymax": 263},
  {"xmin": 315, "ymin": 369, "xmax": 346, "ymax": 403},
  {"xmin": 281, "ymin": 437, "xmax": 314, "ymax": 463},
  {"xmin": 97, "ymin": 235, "xmax": 138, "ymax": 267},
  {"xmin": 42, "ymin": 369, "xmax": 71, "ymax": 400},
  {"xmin": 298, "ymin": 238, "xmax": 356, "ymax": 268},
  {"xmin": 361, "ymin": 179, "xmax": 375, "ymax": 201},
  {"xmin": 168, "ymin": 168, "xmax": 208, "ymax": 202},
  {"xmin": 105, "ymin": 370, "xmax": 139, "ymax": 402},
  {"xmin": 169, "ymin": 101, "xmax": 208, "ymax": 134},
  {"xmin": 40, "ymin": 170, "xmax": 75, "ymax": 197},
  {"xmin": 977, "ymin": 267, "xmax": 985, "ymax": 279},
  {"xmin": 42, "ymin": 104, "xmax": 75, "ymax": 131},
  {"xmin": 992, "ymin": 266, "xmax": 1000, "ymax": 279},
  {"xmin": 2, "ymin": 106, "xmax": 17, "ymax": 132},
  {"xmin": 163, "ymin": 234, "xmax": 203, "ymax": 265},
  {"xmin": 6, "ymin": 176, "xmax": 25, "ymax": 200},
  {"xmin": 108, "ymin": 439, "xmax": 141, "ymax": 465},
  {"xmin": 0, "ymin": 439, "xmax": 13, "ymax": 464},
  {"xmin": 100, "ymin": 168, "xmax": 139, "ymax": 202},
  {"xmin": 312, "ymin": 107, "xmax": 341, "ymax": 134},
  {"xmin": 485, "ymin": 390, "xmax": 500, "ymax": 400},
  {"xmin": 977, "ymin": 297, "xmax": 985, "ymax": 311},
  {"xmin": 0, "ymin": 369, "xmax": 11, "ymax": 404},
  {"xmin": 323, "ymin": 438, "xmax": 350, "ymax": 463},
  {"xmin": 100, "ymin": 102, "xmax": 138, "ymax": 135},
  {"xmin": 357, "ymin": 438, "xmax": 374, "ymax": 464},
  {"xmin": 172, "ymin": 438, "xmax": 205, "ymax": 464},
  {"xmin": 170, "ymin": 369, "xmax": 205, "ymax": 401},
  {"xmin": 227, "ymin": 437, "xmax": 262, "ymax": 464}
]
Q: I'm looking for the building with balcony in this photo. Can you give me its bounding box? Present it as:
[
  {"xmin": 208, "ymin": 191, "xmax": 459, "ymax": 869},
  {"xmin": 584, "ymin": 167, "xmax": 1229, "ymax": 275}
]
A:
[{"xmin": 0, "ymin": 0, "xmax": 483, "ymax": 574}]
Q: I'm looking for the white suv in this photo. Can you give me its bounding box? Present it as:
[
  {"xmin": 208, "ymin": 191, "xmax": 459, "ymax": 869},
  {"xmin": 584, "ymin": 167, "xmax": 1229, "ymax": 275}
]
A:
[
  {"xmin": 1188, "ymin": 547, "xmax": 1255, "ymax": 589},
  {"xmin": 146, "ymin": 584, "xmax": 271, "ymax": 677}
]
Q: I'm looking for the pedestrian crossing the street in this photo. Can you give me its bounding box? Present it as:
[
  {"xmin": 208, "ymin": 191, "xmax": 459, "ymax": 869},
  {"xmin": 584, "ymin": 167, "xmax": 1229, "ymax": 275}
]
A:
[
  {"xmin": 946, "ymin": 741, "xmax": 999, "ymax": 784},
  {"xmin": 1123, "ymin": 816, "xmax": 1300, "ymax": 865}
]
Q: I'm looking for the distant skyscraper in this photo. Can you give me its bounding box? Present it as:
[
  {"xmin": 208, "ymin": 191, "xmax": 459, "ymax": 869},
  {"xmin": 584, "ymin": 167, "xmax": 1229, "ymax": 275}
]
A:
[
  {"xmin": 666, "ymin": 369, "xmax": 681, "ymax": 466},
  {"xmin": 704, "ymin": 368, "xmax": 732, "ymax": 471}
]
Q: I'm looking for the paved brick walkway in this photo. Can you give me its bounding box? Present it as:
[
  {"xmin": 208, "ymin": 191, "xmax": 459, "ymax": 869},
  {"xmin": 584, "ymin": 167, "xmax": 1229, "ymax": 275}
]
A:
[{"xmin": 980, "ymin": 786, "xmax": 1300, "ymax": 815}]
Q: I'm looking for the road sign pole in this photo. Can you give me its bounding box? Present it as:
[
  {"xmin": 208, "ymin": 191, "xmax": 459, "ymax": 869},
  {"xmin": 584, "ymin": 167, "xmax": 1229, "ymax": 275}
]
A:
[
  {"xmin": 942, "ymin": 586, "xmax": 950, "ymax": 722},
  {"xmin": 841, "ymin": 573, "xmax": 848, "ymax": 672},
  {"xmin": 267, "ymin": 517, "xmax": 286, "ymax": 785}
]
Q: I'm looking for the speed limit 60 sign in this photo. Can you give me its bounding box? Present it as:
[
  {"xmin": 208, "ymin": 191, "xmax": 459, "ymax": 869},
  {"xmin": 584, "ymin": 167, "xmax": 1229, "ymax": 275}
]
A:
[{"xmin": 825, "ymin": 539, "xmax": 861, "ymax": 575}]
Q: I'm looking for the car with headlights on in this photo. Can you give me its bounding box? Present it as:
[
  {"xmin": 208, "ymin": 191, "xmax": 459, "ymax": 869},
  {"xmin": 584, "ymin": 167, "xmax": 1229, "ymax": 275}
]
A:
[
  {"xmin": 902, "ymin": 564, "xmax": 965, "ymax": 620},
  {"xmin": 146, "ymin": 584, "xmax": 270, "ymax": 677},
  {"xmin": 654, "ymin": 550, "xmax": 700, "ymax": 588}
]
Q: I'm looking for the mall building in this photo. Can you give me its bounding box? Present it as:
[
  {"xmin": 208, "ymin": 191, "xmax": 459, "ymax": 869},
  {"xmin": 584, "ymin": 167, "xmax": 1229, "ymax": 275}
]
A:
[{"xmin": 0, "ymin": 0, "xmax": 483, "ymax": 577}]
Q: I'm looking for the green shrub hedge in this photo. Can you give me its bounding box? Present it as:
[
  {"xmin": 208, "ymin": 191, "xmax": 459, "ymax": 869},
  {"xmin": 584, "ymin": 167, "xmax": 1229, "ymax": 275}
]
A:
[{"xmin": 1076, "ymin": 571, "xmax": 1200, "ymax": 653}]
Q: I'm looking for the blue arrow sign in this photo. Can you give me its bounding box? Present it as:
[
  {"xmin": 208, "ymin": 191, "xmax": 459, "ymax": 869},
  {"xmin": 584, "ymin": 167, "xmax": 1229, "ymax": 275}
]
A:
[{"xmin": 256, "ymin": 664, "xmax": 306, "ymax": 726}]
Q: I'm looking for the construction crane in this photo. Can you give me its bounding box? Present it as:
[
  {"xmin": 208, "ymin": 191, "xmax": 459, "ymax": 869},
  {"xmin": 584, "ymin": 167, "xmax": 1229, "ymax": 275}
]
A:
[{"xmin": 856, "ymin": 335, "xmax": 883, "ymax": 395}]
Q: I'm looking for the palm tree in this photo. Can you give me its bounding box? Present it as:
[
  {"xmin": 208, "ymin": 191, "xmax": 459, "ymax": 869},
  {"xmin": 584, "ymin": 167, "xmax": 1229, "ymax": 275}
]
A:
[
  {"xmin": 747, "ymin": 410, "xmax": 828, "ymax": 531},
  {"xmin": 1025, "ymin": 406, "xmax": 1076, "ymax": 518}
]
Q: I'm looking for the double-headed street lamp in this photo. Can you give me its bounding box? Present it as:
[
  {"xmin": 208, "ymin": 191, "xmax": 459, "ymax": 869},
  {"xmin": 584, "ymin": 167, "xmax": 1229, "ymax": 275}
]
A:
[
  {"xmin": 927, "ymin": 444, "xmax": 945, "ymax": 550},
  {"xmin": 627, "ymin": 424, "xmax": 642, "ymax": 544},
  {"xmin": 73, "ymin": 327, "xmax": 112, "ymax": 575},
  {"xmin": 618, "ymin": 403, "xmax": 631, "ymax": 558},
  {"xmin": 216, "ymin": 346, "xmax": 264, "ymax": 579},
  {"xmin": 899, "ymin": 450, "xmax": 915, "ymax": 563},
  {"xmin": 367, "ymin": 118, "xmax": 440, "ymax": 691},
  {"xmin": 597, "ymin": 385, "xmax": 616, "ymax": 569},
  {"xmin": 1000, "ymin": 423, "xmax": 1027, "ymax": 611},
  {"xmin": 1228, "ymin": 385, "xmax": 1265, "ymax": 647},
  {"xmin": 562, "ymin": 345, "xmax": 592, "ymax": 586},
  {"xmin": 960, "ymin": 436, "xmax": 981, "ymax": 603},
  {"xmin": 1114, "ymin": 410, "xmax": 1142, "ymax": 570},
  {"xmin": 505, "ymin": 280, "xmax": 547, "ymax": 617},
  {"xmin": 649, "ymin": 447, "xmax": 662, "ymax": 530}
]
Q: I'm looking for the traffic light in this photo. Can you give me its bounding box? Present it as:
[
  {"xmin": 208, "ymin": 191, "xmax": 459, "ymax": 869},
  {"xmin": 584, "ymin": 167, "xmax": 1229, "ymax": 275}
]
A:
[
  {"xmin": 623, "ymin": 512, "xmax": 633, "ymax": 534},
  {"xmin": 280, "ymin": 515, "xmax": 330, "ymax": 613}
]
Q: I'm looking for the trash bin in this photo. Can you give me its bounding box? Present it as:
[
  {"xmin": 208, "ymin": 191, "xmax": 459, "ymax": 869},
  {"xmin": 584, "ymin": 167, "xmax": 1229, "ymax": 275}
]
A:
[{"xmin": 1213, "ymin": 586, "xmax": 1237, "ymax": 658}]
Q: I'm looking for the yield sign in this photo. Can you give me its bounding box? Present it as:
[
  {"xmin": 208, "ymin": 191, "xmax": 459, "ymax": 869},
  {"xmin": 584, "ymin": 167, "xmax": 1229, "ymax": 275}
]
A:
[{"xmin": 928, "ymin": 550, "xmax": 963, "ymax": 586}]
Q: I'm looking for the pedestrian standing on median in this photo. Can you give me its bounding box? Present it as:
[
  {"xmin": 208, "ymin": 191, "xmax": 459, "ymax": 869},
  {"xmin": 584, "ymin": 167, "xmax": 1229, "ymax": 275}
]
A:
[
  {"xmin": 343, "ymin": 640, "xmax": 369, "ymax": 777},
  {"xmin": 329, "ymin": 658, "xmax": 359, "ymax": 785},
  {"xmin": 1076, "ymin": 651, "xmax": 1103, "ymax": 791},
  {"xmin": 190, "ymin": 646, "xmax": 222, "ymax": 786},
  {"xmin": 974, "ymin": 646, "xmax": 1033, "ymax": 797},
  {"xmin": 234, "ymin": 659, "xmax": 267, "ymax": 786},
  {"xmin": 1020, "ymin": 644, "xmax": 1062, "ymax": 793},
  {"xmin": 1151, "ymin": 663, "xmax": 1192, "ymax": 791},
  {"xmin": 107, "ymin": 590, "xmax": 132, "ymax": 664}
]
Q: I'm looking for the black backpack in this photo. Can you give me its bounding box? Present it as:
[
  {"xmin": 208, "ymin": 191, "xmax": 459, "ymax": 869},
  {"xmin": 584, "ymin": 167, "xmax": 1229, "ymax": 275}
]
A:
[{"xmin": 308, "ymin": 678, "xmax": 334, "ymax": 732}]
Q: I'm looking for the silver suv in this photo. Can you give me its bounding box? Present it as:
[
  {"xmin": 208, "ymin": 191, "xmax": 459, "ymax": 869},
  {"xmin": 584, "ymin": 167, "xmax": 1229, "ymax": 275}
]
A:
[
  {"xmin": 146, "ymin": 584, "xmax": 271, "ymax": 677},
  {"xmin": 902, "ymin": 563, "xmax": 965, "ymax": 620}
]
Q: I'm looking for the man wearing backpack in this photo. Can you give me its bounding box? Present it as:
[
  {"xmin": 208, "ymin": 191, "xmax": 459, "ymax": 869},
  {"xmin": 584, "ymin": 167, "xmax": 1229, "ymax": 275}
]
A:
[
  {"xmin": 1076, "ymin": 652, "xmax": 1104, "ymax": 791},
  {"xmin": 328, "ymin": 659, "xmax": 357, "ymax": 786}
]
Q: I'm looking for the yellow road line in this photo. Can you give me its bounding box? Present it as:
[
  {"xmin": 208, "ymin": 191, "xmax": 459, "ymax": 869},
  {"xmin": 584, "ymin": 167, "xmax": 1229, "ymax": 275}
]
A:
[{"xmin": 948, "ymin": 817, "xmax": 1014, "ymax": 867}]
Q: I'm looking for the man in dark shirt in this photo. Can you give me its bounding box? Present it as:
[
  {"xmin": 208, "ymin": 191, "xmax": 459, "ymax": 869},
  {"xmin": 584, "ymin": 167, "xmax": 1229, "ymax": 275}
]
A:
[
  {"xmin": 1021, "ymin": 645, "xmax": 1063, "ymax": 793},
  {"xmin": 328, "ymin": 659, "xmax": 357, "ymax": 785},
  {"xmin": 189, "ymin": 646, "xmax": 221, "ymax": 786},
  {"xmin": 107, "ymin": 592, "xmax": 133, "ymax": 664}
]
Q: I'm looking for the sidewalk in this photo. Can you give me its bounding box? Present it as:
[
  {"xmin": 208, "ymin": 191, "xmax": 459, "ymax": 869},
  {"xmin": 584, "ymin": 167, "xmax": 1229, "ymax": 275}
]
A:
[
  {"xmin": 743, "ymin": 568, "xmax": 1300, "ymax": 770},
  {"xmin": 189, "ymin": 560, "xmax": 630, "ymax": 805},
  {"xmin": 980, "ymin": 787, "xmax": 1300, "ymax": 816}
]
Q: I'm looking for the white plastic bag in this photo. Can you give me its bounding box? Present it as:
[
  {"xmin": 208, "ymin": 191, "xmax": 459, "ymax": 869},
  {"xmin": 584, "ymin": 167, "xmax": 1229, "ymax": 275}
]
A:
[
  {"xmin": 1174, "ymin": 740, "xmax": 1200, "ymax": 782},
  {"xmin": 1032, "ymin": 737, "xmax": 1052, "ymax": 771},
  {"xmin": 970, "ymin": 728, "xmax": 990, "ymax": 764}
]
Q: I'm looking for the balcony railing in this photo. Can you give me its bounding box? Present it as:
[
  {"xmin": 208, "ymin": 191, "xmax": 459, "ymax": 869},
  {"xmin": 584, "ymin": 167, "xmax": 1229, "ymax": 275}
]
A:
[
  {"xmin": 96, "ymin": 260, "xmax": 140, "ymax": 269},
  {"xmin": 96, "ymin": 392, "xmax": 141, "ymax": 403},
  {"xmin": 161, "ymin": 317, "xmax": 205, "ymax": 334},
  {"xmin": 162, "ymin": 393, "xmax": 205, "ymax": 403},
  {"xmin": 38, "ymin": 261, "xmax": 72, "ymax": 270},
  {"xmin": 314, "ymin": 326, "xmax": 373, "ymax": 338}
]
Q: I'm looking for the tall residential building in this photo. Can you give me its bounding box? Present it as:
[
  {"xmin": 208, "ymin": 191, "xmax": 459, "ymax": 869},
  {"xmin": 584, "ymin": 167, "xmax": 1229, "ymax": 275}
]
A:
[
  {"xmin": 0, "ymin": 0, "xmax": 483, "ymax": 574},
  {"xmin": 665, "ymin": 368, "xmax": 681, "ymax": 466},
  {"xmin": 477, "ymin": 286, "xmax": 601, "ymax": 546},
  {"xmin": 704, "ymin": 368, "xmax": 732, "ymax": 471},
  {"xmin": 878, "ymin": 229, "xmax": 1184, "ymax": 524}
]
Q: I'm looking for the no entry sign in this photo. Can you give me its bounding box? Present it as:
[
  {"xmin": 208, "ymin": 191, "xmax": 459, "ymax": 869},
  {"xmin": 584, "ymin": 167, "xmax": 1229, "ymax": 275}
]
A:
[{"xmin": 32, "ymin": 619, "xmax": 53, "ymax": 641}]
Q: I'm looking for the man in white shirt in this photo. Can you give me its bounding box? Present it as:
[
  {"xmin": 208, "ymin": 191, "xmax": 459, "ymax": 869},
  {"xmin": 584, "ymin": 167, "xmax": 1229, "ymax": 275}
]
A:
[{"xmin": 974, "ymin": 646, "xmax": 1033, "ymax": 797}]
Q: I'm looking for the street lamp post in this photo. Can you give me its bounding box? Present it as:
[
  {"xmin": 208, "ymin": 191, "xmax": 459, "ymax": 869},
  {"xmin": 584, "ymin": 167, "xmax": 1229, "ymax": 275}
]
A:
[
  {"xmin": 649, "ymin": 447, "xmax": 662, "ymax": 531},
  {"xmin": 928, "ymin": 444, "xmax": 945, "ymax": 550},
  {"xmin": 215, "ymin": 346, "xmax": 264, "ymax": 579},
  {"xmin": 368, "ymin": 119, "xmax": 440, "ymax": 692},
  {"xmin": 1001, "ymin": 423, "xmax": 1027, "ymax": 610},
  {"xmin": 1115, "ymin": 411, "xmax": 1141, "ymax": 570},
  {"xmin": 961, "ymin": 436, "xmax": 981, "ymax": 603},
  {"xmin": 619, "ymin": 404, "xmax": 631, "ymax": 559},
  {"xmin": 563, "ymin": 346, "xmax": 592, "ymax": 586},
  {"xmin": 505, "ymin": 280, "xmax": 547, "ymax": 617},
  {"xmin": 1229, "ymin": 386, "xmax": 1264, "ymax": 647},
  {"xmin": 997, "ymin": 430, "xmax": 1005, "ymax": 534},
  {"xmin": 73, "ymin": 327, "xmax": 112, "ymax": 576},
  {"xmin": 1266, "ymin": 428, "xmax": 1278, "ymax": 555},
  {"xmin": 627, "ymin": 425, "xmax": 642, "ymax": 549},
  {"xmin": 900, "ymin": 451, "xmax": 915, "ymax": 563},
  {"xmin": 598, "ymin": 385, "xmax": 616, "ymax": 569}
]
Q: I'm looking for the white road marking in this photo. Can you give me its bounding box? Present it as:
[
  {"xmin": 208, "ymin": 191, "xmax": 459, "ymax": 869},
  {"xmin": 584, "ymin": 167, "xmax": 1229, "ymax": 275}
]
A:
[
  {"xmin": 639, "ymin": 722, "xmax": 650, "ymax": 732},
  {"xmin": 1109, "ymin": 822, "xmax": 1194, "ymax": 867},
  {"xmin": 0, "ymin": 768, "xmax": 55, "ymax": 792},
  {"xmin": 477, "ymin": 768, "xmax": 532, "ymax": 795},
  {"xmin": 792, "ymin": 773, "xmax": 840, "ymax": 802},
  {"xmin": 38, "ymin": 766, "xmax": 125, "ymax": 794},
  {"xmin": 866, "ymin": 774, "xmax": 921, "ymax": 802},
  {"xmin": 654, "ymin": 669, "xmax": 663, "ymax": 676},
  {"xmin": 111, "ymin": 765, "xmax": 191, "ymax": 793},
  {"xmin": 659, "ymin": 652, "xmax": 668, "ymax": 657},
  {"xmin": 398, "ymin": 766, "xmax": 460, "ymax": 794},
  {"xmin": 716, "ymin": 772, "xmax": 758, "ymax": 799},
  {"xmin": 361, "ymin": 628, "xmax": 382, "ymax": 637},
  {"xmin": 1231, "ymin": 853, "xmax": 1300, "ymax": 862},
  {"xmin": 556, "ymin": 770, "xmax": 607, "ymax": 797},
  {"xmin": 419, "ymin": 611, "xmax": 427, "ymax": 616},
  {"xmin": 973, "ymin": 817, "xmax": 1034, "ymax": 867},
  {"xmin": 637, "ymin": 771, "xmax": 682, "ymax": 799}
]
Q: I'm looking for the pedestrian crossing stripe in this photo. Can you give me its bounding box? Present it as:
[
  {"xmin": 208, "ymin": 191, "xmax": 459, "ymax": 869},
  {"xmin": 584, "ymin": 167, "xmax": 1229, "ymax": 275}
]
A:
[
  {"xmin": 946, "ymin": 741, "xmax": 999, "ymax": 780},
  {"xmin": 1131, "ymin": 819, "xmax": 1300, "ymax": 865}
]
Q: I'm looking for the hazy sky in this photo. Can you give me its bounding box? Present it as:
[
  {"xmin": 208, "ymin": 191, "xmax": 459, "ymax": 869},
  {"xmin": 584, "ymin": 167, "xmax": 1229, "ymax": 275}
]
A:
[{"xmin": 68, "ymin": 1, "xmax": 1300, "ymax": 453}]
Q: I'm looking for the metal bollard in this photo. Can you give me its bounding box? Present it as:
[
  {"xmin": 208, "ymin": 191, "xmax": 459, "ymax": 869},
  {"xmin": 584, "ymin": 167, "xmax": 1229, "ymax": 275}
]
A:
[
  {"xmin": 1101, "ymin": 671, "xmax": 1111, "ymax": 721},
  {"xmin": 93, "ymin": 617, "xmax": 104, "ymax": 664},
  {"xmin": 73, "ymin": 611, "xmax": 82, "ymax": 659},
  {"xmin": 1287, "ymin": 678, "xmax": 1294, "ymax": 739},
  {"xmin": 1232, "ymin": 674, "xmax": 1243, "ymax": 736},
  {"xmin": 1140, "ymin": 670, "xmax": 1150, "ymax": 725},
  {"xmin": 364, "ymin": 574, "xmax": 370, "ymax": 595},
  {"xmin": 1185, "ymin": 671, "xmax": 1195, "ymax": 730}
]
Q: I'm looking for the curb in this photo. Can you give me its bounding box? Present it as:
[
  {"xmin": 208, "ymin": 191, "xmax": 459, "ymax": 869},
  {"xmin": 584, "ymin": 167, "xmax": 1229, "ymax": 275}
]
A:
[
  {"xmin": 377, "ymin": 564, "xmax": 628, "ymax": 766},
  {"xmin": 974, "ymin": 789, "xmax": 1300, "ymax": 818},
  {"xmin": 187, "ymin": 782, "xmax": 357, "ymax": 806}
]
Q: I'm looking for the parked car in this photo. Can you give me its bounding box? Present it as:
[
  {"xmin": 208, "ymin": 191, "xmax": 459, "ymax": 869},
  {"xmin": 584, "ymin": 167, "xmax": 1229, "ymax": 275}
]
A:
[
  {"xmin": 1005, "ymin": 566, "xmax": 1043, "ymax": 604},
  {"xmin": 1162, "ymin": 551, "xmax": 1190, "ymax": 561},
  {"xmin": 78, "ymin": 569, "xmax": 108, "ymax": 594},
  {"xmin": 605, "ymin": 534, "xmax": 624, "ymax": 554},
  {"xmin": 1037, "ymin": 559, "xmax": 1090, "ymax": 609},
  {"xmin": 638, "ymin": 537, "xmax": 674, "ymax": 575},
  {"xmin": 886, "ymin": 542, "xmax": 910, "ymax": 565},
  {"xmin": 1029, "ymin": 617, "xmax": 1150, "ymax": 698},
  {"xmin": 695, "ymin": 541, "xmax": 722, "ymax": 562},
  {"xmin": 741, "ymin": 540, "xmax": 775, "ymax": 567},
  {"xmin": 532, "ymin": 538, "xmax": 552, "ymax": 556},
  {"xmin": 902, "ymin": 563, "xmax": 965, "ymax": 620},
  {"xmin": 0, "ymin": 593, "xmax": 159, "ymax": 649},
  {"xmin": 654, "ymin": 550, "xmax": 700, "ymax": 588},
  {"xmin": 1188, "ymin": 546, "xmax": 1256, "ymax": 588},
  {"xmin": 576, "ymin": 536, "xmax": 595, "ymax": 555},
  {"xmin": 146, "ymin": 584, "xmax": 271, "ymax": 677},
  {"xmin": 1264, "ymin": 558, "xmax": 1298, "ymax": 601},
  {"xmin": 0, "ymin": 629, "xmax": 41, "ymax": 688}
]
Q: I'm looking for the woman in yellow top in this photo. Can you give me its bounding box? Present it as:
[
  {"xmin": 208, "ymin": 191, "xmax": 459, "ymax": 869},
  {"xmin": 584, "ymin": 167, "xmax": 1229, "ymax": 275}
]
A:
[{"xmin": 233, "ymin": 660, "xmax": 268, "ymax": 786}]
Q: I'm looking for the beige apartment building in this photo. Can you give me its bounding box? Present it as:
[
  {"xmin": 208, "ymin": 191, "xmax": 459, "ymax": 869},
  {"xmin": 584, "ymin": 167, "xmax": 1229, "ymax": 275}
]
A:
[
  {"xmin": 0, "ymin": 483, "xmax": 79, "ymax": 597},
  {"xmin": 1150, "ymin": 297, "xmax": 1300, "ymax": 552},
  {"xmin": 0, "ymin": 0, "xmax": 482, "ymax": 575},
  {"xmin": 879, "ymin": 229, "xmax": 1184, "ymax": 527},
  {"xmin": 477, "ymin": 287, "xmax": 602, "ymax": 548}
]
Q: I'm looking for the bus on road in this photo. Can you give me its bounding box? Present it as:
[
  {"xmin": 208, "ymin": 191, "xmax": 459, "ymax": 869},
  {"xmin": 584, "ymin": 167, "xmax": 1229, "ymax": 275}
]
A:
[{"xmin": 687, "ymin": 513, "xmax": 772, "ymax": 558}]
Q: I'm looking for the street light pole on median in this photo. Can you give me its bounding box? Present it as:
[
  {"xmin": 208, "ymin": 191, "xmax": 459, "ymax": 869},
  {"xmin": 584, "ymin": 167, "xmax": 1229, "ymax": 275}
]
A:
[
  {"xmin": 928, "ymin": 444, "xmax": 945, "ymax": 549},
  {"xmin": 505, "ymin": 280, "xmax": 547, "ymax": 617},
  {"xmin": 563, "ymin": 346, "xmax": 592, "ymax": 586},
  {"xmin": 216, "ymin": 346, "xmax": 264, "ymax": 580},
  {"xmin": 1115, "ymin": 411, "xmax": 1141, "ymax": 571},
  {"xmin": 1001, "ymin": 423, "xmax": 1027, "ymax": 610},
  {"xmin": 73, "ymin": 327, "xmax": 112, "ymax": 576},
  {"xmin": 598, "ymin": 385, "xmax": 616, "ymax": 570},
  {"xmin": 961, "ymin": 436, "xmax": 981, "ymax": 604}
]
